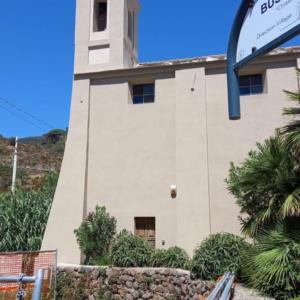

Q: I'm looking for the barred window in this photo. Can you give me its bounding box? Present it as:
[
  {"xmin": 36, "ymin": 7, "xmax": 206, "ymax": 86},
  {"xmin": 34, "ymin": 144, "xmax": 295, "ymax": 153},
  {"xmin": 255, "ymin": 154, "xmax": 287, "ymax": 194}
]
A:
[
  {"xmin": 132, "ymin": 84, "xmax": 155, "ymax": 104},
  {"xmin": 239, "ymin": 74, "xmax": 263, "ymax": 96}
]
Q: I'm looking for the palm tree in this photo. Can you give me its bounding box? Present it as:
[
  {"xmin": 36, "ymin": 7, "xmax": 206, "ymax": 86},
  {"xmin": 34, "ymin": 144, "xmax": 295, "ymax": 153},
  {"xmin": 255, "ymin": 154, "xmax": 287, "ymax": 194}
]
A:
[
  {"xmin": 242, "ymin": 219, "xmax": 300, "ymax": 300},
  {"xmin": 226, "ymin": 136, "xmax": 300, "ymax": 238},
  {"xmin": 279, "ymin": 69, "xmax": 300, "ymax": 156}
]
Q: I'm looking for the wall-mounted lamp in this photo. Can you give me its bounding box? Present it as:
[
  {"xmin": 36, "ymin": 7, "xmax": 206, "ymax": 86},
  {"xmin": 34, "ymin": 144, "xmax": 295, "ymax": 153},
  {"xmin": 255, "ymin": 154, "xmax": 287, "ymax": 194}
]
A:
[{"xmin": 170, "ymin": 185, "xmax": 177, "ymax": 199}]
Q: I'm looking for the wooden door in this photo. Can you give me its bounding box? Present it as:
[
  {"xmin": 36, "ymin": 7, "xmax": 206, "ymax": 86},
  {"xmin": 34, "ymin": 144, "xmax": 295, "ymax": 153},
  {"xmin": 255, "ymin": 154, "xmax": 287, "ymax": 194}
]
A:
[{"xmin": 135, "ymin": 217, "xmax": 156, "ymax": 248}]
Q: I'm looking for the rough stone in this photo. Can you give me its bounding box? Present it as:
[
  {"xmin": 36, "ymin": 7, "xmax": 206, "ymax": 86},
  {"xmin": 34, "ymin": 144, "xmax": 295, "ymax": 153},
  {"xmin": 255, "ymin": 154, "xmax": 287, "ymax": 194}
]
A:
[
  {"xmin": 142, "ymin": 292, "xmax": 153, "ymax": 299},
  {"xmin": 57, "ymin": 266, "xmax": 214, "ymax": 299}
]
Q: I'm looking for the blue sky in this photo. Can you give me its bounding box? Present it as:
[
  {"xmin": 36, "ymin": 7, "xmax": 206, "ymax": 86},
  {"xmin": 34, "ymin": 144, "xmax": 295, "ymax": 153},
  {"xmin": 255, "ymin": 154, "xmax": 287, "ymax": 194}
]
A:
[{"xmin": 0, "ymin": 1, "xmax": 299, "ymax": 138}]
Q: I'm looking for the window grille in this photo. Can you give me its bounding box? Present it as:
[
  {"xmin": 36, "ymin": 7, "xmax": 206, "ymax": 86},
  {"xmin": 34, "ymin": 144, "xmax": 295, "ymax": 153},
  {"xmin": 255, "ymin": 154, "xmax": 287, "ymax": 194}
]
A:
[
  {"xmin": 132, "ymin": 84, "xmax": 155, "ymax": 104},
  {"xmin": 239, "ymin": 74, "xmax": 263, "ymax": 96}
]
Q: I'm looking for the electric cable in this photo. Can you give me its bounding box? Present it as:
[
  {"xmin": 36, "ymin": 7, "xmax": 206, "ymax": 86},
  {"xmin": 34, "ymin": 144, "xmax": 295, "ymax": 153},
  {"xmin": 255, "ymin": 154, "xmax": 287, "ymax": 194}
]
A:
[
  {"xmin": 0, "ymin": 102, "xmax": 48, "ymax": 132},
  {"xmin": 0, "ymin": 97, "xmax": 55, "ymax": 130}
]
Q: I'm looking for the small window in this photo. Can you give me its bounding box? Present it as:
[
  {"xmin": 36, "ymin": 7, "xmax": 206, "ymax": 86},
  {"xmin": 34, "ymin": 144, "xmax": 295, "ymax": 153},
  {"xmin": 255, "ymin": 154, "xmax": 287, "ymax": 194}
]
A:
[
  {"xmin": 132, "ymin": 83, "xmax": 155, "ymax": 104},
  {"xmin": 135, "ymin": 217, "xmax": 156, "ymax": 248},
  {"xmin": 128, "ymin": 11, "xmax": 135, "ymax": 44},
  {"xmin": 94, "ymin": 1, "xmax": 107, "ymax": 32},
  {"xmin": 239, "ymin": 74, "xmax": 263, "ymax": 96}
]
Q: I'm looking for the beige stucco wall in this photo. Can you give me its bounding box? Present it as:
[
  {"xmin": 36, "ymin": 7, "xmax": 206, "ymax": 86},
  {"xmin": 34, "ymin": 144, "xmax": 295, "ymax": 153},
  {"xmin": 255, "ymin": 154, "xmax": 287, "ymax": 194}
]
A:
[
  {"xmin": 87, "ymin": 75, "xmax": 178, "ymax": 249},
  {"xmin": 175, "ymin": 68, "xmax": 211, "ymax": 253},
  {"xmin": 206, "ymin": 62, "xmax": 297, "ymax": 235},
  {"xmin": 42, "ymin": 0, "xmax": 300, "ymax": 266},
  {"xmin": 43, "ymin": 51, "xmax": 300, "ymax": 263},
  {"xmin": 42, "ymin": 79, "xmax": 90, "ymax": 264}
]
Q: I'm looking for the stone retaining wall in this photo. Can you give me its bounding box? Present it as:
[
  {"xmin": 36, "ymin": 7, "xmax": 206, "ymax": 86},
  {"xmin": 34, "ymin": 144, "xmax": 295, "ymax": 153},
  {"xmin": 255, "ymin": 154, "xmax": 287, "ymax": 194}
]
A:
[{"xmin": 57, "ymin": 265, "xmax": 214, "ymax": 300}]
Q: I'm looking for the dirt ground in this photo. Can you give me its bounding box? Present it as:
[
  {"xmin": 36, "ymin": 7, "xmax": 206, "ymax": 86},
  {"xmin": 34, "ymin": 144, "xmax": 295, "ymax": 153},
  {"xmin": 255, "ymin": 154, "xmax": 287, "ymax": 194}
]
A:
[{"xmin": 233, "ymin": 284, "xmax": 274, "ymax": 300}]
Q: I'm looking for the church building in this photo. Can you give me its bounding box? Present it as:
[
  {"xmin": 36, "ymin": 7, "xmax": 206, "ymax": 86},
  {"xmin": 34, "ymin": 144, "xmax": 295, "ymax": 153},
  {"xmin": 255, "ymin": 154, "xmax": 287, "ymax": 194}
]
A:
[{"xmin": 42, "ymin": 0, "xmax": 300, "ymax": 264}]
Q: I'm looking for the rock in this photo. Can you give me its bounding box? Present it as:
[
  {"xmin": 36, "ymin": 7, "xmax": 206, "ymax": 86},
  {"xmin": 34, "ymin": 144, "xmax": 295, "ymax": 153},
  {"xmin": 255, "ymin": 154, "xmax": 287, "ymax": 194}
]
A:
[
  {"xmin": 154, "ymin": 285, "xmax": 165, "ymax": 294},
  {"xmin": 130, "ymin": 289, "xmax": 140, "ymax": 299},
  {"xmin": 133, "ymin": 281, "xmax": 139, "ymax": 289},
  {"xmin": 57, "ymin": 266, "xmax": 214, "ymax": 300},
  {"xmin": 102, "ymin": 291, "xmax": 112, "ymax": 299},
  {"xmin": 120, "ymin": 275, "xmax": 134, "ymax": 283},
  {"xmin": 142, "ymin": 292, "xmax": 153, "ymax": 299}
]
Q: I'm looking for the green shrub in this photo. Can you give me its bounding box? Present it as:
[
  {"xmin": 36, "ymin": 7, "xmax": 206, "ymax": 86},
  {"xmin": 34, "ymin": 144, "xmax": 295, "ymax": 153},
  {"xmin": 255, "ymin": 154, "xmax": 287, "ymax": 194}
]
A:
[
  {"xmin": 150, "ymin": 247, "xmax": 190, "ymax": 270},
  {"xmin": 92, "ymin": 254, "xmax": 112, "ymax": 267},
  {"xmin": 110, "ymin": 230, "xmax": 152, "ymax": 267},
  {"xmin": 150, "ymin": 249, "xmax": 167, "ymax": 267},
  {"xmin": 191, "ymin": 233, "xmax": 250, "ymax": 280},
  {"xmin": 56, "ymin": 272, "xmax": 88, "ymax": 300},
  {"xmin": 226, "ymin": 136, "xmax": 300, "ymax": 238},
  {"xmin": 242, "ymin": 219, "xmax": 300, "ymax": 300},
  {"xmin": 74, "ymin": 206, "xmax": 116, "ymax": 265},
  {"xmin": 0, "ymin": 173, "xmax": 58, "ymax": 251}
]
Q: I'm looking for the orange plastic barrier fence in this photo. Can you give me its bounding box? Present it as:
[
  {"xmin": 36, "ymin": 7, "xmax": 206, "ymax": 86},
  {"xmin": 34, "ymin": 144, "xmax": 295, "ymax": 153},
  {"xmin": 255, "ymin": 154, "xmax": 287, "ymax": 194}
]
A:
[{"xmin": 0, "ymin": 250, "xmax": 56, "ymax": 300}]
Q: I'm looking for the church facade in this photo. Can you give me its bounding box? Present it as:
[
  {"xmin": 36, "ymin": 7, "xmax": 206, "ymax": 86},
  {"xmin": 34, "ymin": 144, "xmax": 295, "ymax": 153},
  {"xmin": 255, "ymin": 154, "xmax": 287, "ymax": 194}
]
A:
[{"xmin": 42, "ymin": 0, "xmax": 300, "ymax": 264}]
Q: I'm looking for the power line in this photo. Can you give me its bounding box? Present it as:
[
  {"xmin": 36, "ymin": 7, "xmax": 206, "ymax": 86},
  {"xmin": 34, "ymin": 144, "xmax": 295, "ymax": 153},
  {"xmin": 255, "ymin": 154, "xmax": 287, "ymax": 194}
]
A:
[
  {"xmin": 0, "ymin": 97, "xmax": 55, "ymax": 130},
  {"xmin": 0, "ymin": 102, "xmax": 48, "ymax": 132}
]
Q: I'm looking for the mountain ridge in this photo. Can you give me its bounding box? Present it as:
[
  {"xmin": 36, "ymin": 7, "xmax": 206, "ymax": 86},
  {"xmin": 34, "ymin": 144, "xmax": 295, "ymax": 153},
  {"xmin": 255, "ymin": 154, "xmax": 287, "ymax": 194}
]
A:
[{"xmin": 0, "ymin": 129, "xmax": 66, "ymax": 191}]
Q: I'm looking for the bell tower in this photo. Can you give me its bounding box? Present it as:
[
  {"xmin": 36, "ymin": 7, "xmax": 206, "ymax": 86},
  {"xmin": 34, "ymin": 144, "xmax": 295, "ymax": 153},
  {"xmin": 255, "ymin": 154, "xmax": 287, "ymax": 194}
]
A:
[
  {"xmin": 42, "ymin": 0, "xmax": 140, "ymax": 264},
  {"xmin": 75, "ymin": 0, "xmax": 140, "ymax": 74}
]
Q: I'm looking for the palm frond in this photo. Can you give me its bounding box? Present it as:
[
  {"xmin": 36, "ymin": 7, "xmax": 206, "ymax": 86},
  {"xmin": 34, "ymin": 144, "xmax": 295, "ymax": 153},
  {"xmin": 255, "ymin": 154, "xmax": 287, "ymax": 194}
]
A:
[
  {"xmin": 242, "ymin": 221, "xmax": 300, "ymax": 299},
  {"xmin": 281, "ymin": 189, "xmax": 300, "ymax": 218}
]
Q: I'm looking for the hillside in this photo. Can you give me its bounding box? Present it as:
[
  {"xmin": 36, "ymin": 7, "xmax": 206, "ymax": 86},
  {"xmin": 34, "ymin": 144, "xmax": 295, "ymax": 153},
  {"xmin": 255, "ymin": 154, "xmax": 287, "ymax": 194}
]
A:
[{"xmin": 0, "ymin": 130, "xmax": 66, "ymax": 191}]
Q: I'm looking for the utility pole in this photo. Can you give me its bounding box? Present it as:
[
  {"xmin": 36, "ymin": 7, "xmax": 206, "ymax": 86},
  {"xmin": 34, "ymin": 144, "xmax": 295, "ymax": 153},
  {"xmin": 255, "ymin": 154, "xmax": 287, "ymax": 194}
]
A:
[{"xmin": 11, "ymin": 136, "xmax": 18, "ymax": 193}]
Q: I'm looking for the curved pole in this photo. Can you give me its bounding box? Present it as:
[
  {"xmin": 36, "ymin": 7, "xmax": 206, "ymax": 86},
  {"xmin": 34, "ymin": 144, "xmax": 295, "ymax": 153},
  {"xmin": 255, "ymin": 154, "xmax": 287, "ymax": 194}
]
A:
[{"xmin": 227, "ymin": 0, "xmax": 252, "ymax": 120}]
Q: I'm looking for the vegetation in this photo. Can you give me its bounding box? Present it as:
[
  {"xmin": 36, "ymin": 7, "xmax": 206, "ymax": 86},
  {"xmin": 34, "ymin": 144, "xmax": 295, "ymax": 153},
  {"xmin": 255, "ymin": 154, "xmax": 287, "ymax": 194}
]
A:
[
  {"xmin": 20, "ymin": 129, "xmax": 67, "ymax": 155},
  {"xmin": 191, "ymin": 233, "xmax": 250, "ymax": 280},
  {"xmin": 226, "ymin": 136, "xmax": 300, "ymax": 238},
  {"xmin": 0, "ymin": 173, "xmax": 58, "ymax": 251},
  {"xmin": 150, "ymin": 247, "xmax": 190, "ymax": 270},
  {"xmin": 110, "ymin": 230, "xmax": 152, "ymax": 267},
  {"xmin": 242, "ymin": 220, "xmax": 300, "ymax": 300},
  {"xmin": 0, "ymin": 165, "xmax": 12, "ymax": 191},
  {"xmin": 56, "ymin": 272, "xmax": 89, "ymax": 300},
  {"xmin": 74, "ymin": 207, "xmax": 191, "ymax": 269},
  {"xmin": 226, "ymin": 71, "xmax": 300, "ymax": 299},
  {"xmin": 0, "ymin": 129, "xmax": 65, "ymax": 191},
  {"xmin": 279, "ymin": 69, "xmax": 300, "ymax": 156},
  {"xmin": 74, "ymin": 206, "xmax": 116, "ymax": 265}
]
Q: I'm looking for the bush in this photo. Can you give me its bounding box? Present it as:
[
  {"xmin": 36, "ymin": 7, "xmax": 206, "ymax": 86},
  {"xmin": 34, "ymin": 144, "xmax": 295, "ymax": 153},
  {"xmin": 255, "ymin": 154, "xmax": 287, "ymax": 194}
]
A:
[
  {"xmin": 74, "ymin": 206, "xmax": 116, "ymax": 265},
  {"xmin": 150, "ymin": 249, "xmax": 167, "ymax": 267},
  {"xmin": 0, "ymin": 173, "xmax": 58, "ymax": 251},
  {"xmin": 111, "ymin": 230, "xmax": 152, "ymax": 267},
  {"xmin": 242, "ymin": 219, "xmax": 300, "ymax": 300},
  {"xmin": 150, "ymin": 247, "xmax": 190, "ymax": 270},
  {"xmin": 191, "ymin": 233, "xmax": 250, "ymax": 280},
  {"xmin": 226, "ymin": 136, "xmax": 300, "ymax": 238}
]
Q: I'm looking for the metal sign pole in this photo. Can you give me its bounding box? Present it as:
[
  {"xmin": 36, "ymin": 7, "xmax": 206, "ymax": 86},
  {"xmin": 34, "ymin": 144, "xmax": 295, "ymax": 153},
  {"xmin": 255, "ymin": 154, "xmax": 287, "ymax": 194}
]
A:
[
  {"xmin": 227, "ymin": 0, "xmax": 250, "ymax": 120},
  {"xmin": 227, "ymin": 0, "xmax": 300, "ymax": 120}
]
